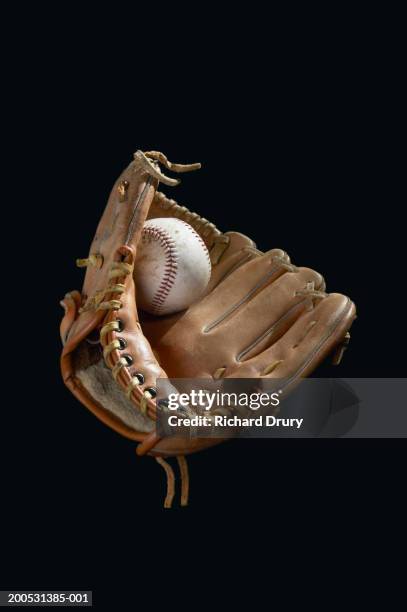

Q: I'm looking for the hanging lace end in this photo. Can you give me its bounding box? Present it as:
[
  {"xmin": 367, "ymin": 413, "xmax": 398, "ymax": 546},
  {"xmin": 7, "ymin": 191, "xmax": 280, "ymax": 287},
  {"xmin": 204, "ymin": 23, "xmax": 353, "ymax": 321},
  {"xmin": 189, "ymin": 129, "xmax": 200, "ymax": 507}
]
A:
[
  {"xmin": 155, "ymin": 457, "xmax": 176, "ymax": 509},
  {"xmin": 177, "ymin": 455, "xmax": 190, "ymax": 507},
  {"xmin": 154, "ymin": 455, "xmax": 190, "ymax": 508},
  {"xmin": 144, "ymin": 151, "xmax": 201, "ymax": 173},
  {"xmin": 76, "ymin": 253, "xmax": 103, "ymax": 269},
  {"xmin": 332, "ymin": 332, "xmax": 351, "ymax": 365},
  {"xmin": 134, "ymin": 150, "xmax": 201, "ymax": 187}
]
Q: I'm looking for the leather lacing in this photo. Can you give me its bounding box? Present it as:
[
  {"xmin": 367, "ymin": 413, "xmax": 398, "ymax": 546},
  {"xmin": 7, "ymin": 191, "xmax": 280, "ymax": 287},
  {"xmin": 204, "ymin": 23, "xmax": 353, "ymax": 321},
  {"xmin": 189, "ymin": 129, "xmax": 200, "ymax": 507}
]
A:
[
  {"xmin": 155, "ymin": 456, "xmax": 189, "ymax": 508},
  {"xmin": 152, "ymin": 191, "xmax": 230, "ymax": 264},
  {"xmin": 134, "ymin": 150, "xmax": 201, "ymax": 187},
  {"xmin": 295, "ymin": 281, "xmax": 327, "ymax": 302},
  {"xmin": 76, "ymin": 253, "xmax": 190, "ymax": 507},
  {"xmin": 76, "ymin": 257, "xmax": 157, "ymax": 411},
  {"xmin": 94, "ymin": 260, "xmax": 159, "ymax": 414}
]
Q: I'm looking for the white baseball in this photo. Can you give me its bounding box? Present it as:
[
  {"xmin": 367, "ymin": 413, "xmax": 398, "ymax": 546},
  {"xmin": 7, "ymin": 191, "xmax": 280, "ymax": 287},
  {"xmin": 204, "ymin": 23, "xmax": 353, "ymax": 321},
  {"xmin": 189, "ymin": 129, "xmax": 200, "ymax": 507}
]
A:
[{"xmin": 135, "ymin": 218, "xmax": 211, "ymax": 316}]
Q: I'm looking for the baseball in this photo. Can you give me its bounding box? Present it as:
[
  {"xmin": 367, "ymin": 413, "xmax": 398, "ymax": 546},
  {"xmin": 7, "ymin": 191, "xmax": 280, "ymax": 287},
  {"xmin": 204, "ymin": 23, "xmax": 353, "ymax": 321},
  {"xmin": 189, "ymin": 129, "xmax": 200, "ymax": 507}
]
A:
[{"xmin": 135, "ymin": 218, "xmax": 211, "ymax": 316}]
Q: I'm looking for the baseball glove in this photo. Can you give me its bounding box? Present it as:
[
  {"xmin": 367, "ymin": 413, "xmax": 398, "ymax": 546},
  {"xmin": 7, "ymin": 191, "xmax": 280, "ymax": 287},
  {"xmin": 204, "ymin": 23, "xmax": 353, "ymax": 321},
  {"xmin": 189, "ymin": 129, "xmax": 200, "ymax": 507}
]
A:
[{"xmin": 60, "ymin": 150, "xmax": 356, "ymax": 507}]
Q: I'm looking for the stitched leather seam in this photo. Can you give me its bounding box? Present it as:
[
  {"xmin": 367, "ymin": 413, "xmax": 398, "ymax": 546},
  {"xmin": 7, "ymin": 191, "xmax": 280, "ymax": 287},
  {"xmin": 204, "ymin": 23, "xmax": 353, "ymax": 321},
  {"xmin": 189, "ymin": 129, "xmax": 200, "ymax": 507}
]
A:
[
  {"xmin": 125, "ymin": 176, "xmax": 153, "ymax": 245},
  {"xmin": 204, "ymin": 263, "xmax": 288, "ymax": 333},
  {"xmin": 214, "ymin": 253, "xmax": 255, "ymax": 288},
  {"xmin": 236, "ymin": 298, "xmax": 307, "ymax": 362}
]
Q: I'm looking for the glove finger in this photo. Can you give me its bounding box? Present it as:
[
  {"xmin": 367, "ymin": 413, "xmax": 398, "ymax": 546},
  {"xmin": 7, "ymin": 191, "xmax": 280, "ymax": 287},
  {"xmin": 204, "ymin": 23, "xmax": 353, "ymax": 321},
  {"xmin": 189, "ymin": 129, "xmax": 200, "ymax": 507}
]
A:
[
  {"xmin": 207, "ymin": 266, "xmax": 324, "ymax": 362},
  {"xmin": 156, "ymin": 265, "xmax": 323, "ymax": 379},
  {"xmin": 206, "ymin": 231, "xmax": 260, "ymax": 293},
  {"xmin": 225, "ymin": 293, "xmax": 355, "ymax": 379},
  {"xmin": 196, "ymin": 248, "xmax": 293, "ymax": 324}
]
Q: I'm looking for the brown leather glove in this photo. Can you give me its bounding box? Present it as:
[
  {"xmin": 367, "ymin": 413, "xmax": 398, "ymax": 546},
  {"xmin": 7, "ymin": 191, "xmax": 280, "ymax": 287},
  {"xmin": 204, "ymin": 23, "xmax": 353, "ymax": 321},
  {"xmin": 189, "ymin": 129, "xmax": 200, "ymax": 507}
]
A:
[{"xmin": 60, "ymin": 150, "xmax": 356, "ymax": 507}]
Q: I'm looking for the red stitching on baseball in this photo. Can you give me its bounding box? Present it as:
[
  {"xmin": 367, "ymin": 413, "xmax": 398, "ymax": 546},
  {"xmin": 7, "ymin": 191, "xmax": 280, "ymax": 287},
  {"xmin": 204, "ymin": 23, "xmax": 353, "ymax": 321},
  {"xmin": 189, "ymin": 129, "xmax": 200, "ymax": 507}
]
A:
[
  {"xmin": 177, "ymin": 220, "xmax": 211, "ymax": 266},
  {"xmin": 141, "ymin": 221, "xmax": 211, "ymax": 315},
  {"xmin": 141, "ymin": 226, "xmax": 179, "ymax": 314}
]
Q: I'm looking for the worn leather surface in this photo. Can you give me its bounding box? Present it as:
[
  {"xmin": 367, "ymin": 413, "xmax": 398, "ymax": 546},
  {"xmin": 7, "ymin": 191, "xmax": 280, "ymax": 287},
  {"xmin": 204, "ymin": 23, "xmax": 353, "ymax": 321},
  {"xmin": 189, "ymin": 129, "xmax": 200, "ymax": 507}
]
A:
[{"xmin": 60, "ymin": 151, "xmax": 356, "ymax": 458}]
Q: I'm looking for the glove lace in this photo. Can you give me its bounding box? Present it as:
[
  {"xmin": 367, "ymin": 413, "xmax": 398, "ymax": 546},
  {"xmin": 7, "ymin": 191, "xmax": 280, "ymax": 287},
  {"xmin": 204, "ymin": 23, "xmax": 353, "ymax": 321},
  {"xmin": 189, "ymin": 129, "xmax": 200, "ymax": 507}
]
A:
[
  {"xmin": 78, "ymin": 262, "xmax": 132, "ymax": 313},
  {"xmin": 155, "ymin": 456, "xmax": 190, "ymax": 508},
  {"xmin": 295, "ymin": 281, "xmax": 327, "ymax": 303},
  {"xmin": 134, "ymin": 150, "xmax": 201, "ymax": 187}
]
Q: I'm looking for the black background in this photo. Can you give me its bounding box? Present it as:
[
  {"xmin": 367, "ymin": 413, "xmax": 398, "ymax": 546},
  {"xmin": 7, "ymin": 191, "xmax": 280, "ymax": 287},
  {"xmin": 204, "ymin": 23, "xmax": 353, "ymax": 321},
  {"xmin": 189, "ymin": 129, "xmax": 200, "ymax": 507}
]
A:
[{"xmin": 1, "ymin": 10, "xmax": 405, "ymax": 608}]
